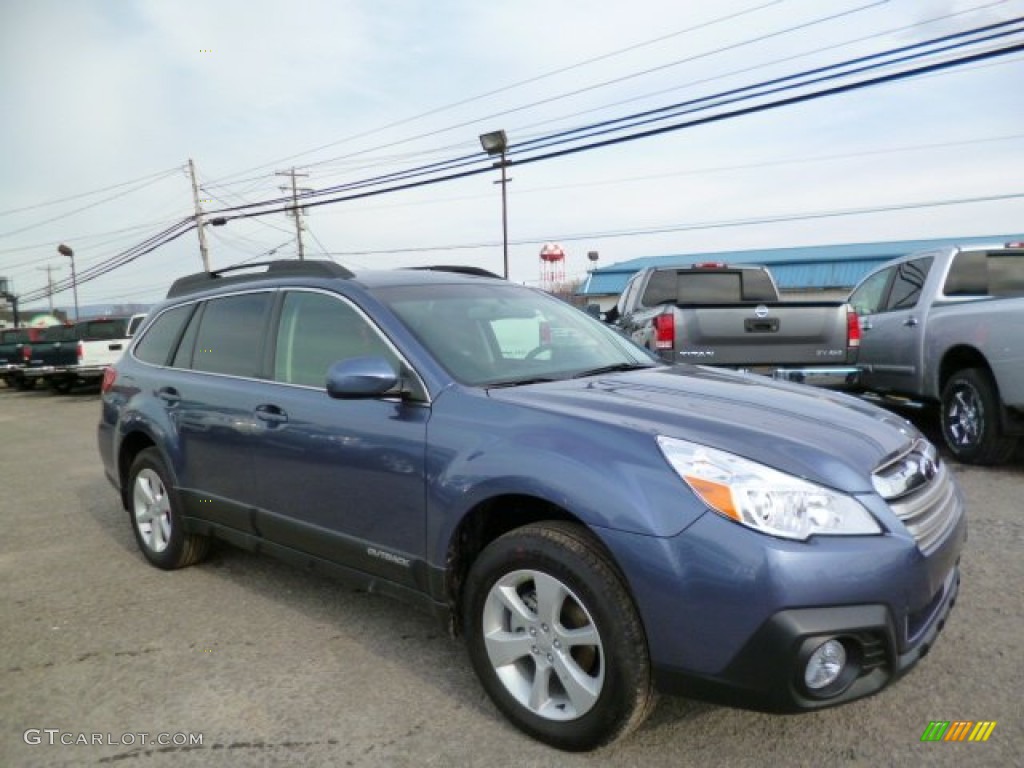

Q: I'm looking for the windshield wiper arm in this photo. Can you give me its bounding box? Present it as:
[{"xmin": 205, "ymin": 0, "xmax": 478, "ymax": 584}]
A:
[
  {"xmin": 571, "ymin": 363, "xmax": 654, "ymax": 379},
  {"xmin": 486, "ymin": 376, "xmax": 560, "ymax": 389}
]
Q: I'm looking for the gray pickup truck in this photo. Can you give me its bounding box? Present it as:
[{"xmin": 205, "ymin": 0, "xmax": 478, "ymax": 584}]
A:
[
  {"xmin": 610, "ymin": 263, "xmax": 860, "ymax": 386},
  {"xmin": 849, "ymin": 242, "xmax": 1024, "ymax": 464}
]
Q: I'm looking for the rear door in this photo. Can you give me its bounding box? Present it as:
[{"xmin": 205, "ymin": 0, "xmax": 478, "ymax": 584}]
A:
[{"xmin": 167, "ymin": 291, "xmax": 276, "ymax": 533}]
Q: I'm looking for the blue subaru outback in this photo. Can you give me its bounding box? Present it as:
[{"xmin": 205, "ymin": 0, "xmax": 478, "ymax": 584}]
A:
[{"xmin": 98, "ymin": 261, "xmax": 965, "ymax": 751}]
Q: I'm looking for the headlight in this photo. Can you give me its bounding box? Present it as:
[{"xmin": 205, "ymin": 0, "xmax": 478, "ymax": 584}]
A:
[{"xmin": 656, "ymin": 436, "xmax": 881, "ymax": 540}]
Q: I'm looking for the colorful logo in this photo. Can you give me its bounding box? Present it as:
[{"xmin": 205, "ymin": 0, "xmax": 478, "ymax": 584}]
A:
[{"xmin": 920, "ymin": 721, "xmax": 997, "ymax": 742}]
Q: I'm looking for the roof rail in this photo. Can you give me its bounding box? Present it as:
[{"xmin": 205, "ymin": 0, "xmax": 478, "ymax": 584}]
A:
[
  {"xmin": 406, "ymin": 265, "xmax": 504, "ymax": 279},
  {"xmin": 166, "ymin": 259, "xmax": 354, "ymax": 298}
]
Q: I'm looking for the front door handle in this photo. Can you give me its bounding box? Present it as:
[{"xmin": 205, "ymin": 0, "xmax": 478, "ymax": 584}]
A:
[
  {"xmin": 156, "ymin": 387, "xmax": 180, "ymax": 406},
  {"xmin": 254, "ymin": 404, "xmax": 288, "ymax": 425},
  {"xmin": 903, "ymin": 317, "xmax": 919, "ymax": 327}
]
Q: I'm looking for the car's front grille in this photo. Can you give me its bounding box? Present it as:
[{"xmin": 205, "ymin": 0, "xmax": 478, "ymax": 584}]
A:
[{"xmin": 873, "ymin": 440, "xmax": 962, "ymax": 554}]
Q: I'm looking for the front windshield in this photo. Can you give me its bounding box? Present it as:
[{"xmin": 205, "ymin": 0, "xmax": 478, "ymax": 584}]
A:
[{"xmin": 376, "ymin": 282, "xmax": 657, "ymax": 386}]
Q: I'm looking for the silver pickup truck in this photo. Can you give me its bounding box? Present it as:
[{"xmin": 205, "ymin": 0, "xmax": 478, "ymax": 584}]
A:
[
  {"xmin": 610, "ymin": 263, "xmax": 860, "ymax": 386},
  {"xmin": 849, "ymin": 242, "xmax": 1024, "ymax": 464}
]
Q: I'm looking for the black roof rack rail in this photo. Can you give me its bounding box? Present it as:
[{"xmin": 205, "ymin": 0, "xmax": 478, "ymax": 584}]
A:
[
  {"xmin": 166, "ymin": 259, "xmax": 354, "ymax": 298},
  {"xmin": 406, "ymin": 265, "xmax": 503, "ymax": 279}
]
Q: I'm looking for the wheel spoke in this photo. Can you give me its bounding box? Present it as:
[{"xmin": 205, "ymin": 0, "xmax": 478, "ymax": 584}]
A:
[
  {"xmin": 153, "ymin": 511, "xmax": 171, "ymax": 550},
  {"xmin": 557, "ymin": 623, "xmax": 601, "ymax": 649},
  {"xmin": 532, "ymin": 572, "xmax": 568, "ymax": 629},
  {"xmin": 527, "ymin": 663, "xmax": 554, "ymax": 712},
  {"xmin": 133, "ymin": 476, "xmax": 156, "ymax": 515},
  {"xmin": 551, "ymin": 652, "xmax": 601, "ymax": 714},
  {"xmin": 484, "ymin": 629, "xmax": 536, "ymax": 669},
  {"xmin": 495, "ymin": 583, "xmax": 536, "ymax": 626}
]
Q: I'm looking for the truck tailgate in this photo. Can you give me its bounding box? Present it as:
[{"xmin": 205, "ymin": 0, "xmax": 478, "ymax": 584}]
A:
[{"xmin": 675, "ymin": 303, "xmax": 854, "ymax": 367}]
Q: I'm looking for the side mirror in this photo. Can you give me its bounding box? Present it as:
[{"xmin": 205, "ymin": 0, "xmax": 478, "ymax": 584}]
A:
[
  {"xmin": 326, "ymin": 356, "xmax": 399, "ymax": 399},
  {"xmin": 584, "ymin": 303, "xmax": 605, "ymax": 321}
]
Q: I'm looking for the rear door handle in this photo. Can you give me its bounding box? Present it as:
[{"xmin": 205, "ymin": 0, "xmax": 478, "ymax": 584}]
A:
[
  {"xmin": 156, "ymin": 386, "xmax": 180, "ymax": 406},
  {"xmin": 254, "ymin": 404, "xmax": 288, "ymax": 425},
  {"xmin": 903, "ymin": 317, "xmax": 919, "ymax": 327}
]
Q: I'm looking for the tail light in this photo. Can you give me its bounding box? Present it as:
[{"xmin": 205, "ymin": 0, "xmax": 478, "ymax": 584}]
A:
[
  {"xmin": 655, "ymin": 313, "xmax": 675, "ymax": 350},
  {"xmin": 21, "ymin": 345, "xmax": 31, "ymax": 361},
  {"xmin": 100, "ymin": 367, "xmax": 117, "ymax": 393},
  {"xmin": 77, "ymin": 340, "xmax": 84, "ymax": 364},
  {"xmin": 847, "ymin": 308, "xmax": 861, "ymax": 349}
]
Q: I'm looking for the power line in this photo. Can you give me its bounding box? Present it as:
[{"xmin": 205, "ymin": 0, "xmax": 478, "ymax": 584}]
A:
[
  {"xmin": 202, "ymin": 1, "xmax": 785, "ymax": 186},
  {"xmin": 0, "ymin": 166, "xmax": 181, "ymax": 218},
  {"xmin": 14, "ymin": 25, "xmax": 1024, "ymax": 299},
  {"xmin": 198, "ymin": 30, "xmax": 1024, "ymax": 226},
  {"xmin": 320, "ymin": 190, "xmax": 1024, "ymax": 258},
  {"xmin": 0, "ymin": 168, "xmax": 182, "ymax": 239}
]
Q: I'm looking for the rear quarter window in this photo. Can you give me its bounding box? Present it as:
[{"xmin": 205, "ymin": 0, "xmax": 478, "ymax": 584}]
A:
[{"xmin": 134, "ymin": 305, "xmax": 193, "ymax": 366}]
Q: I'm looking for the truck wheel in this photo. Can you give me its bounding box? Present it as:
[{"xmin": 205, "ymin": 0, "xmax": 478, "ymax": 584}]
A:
[
  {"xmin": 462, "ymin": 521, "xmax": 654, "ymax": 751},
  {"xmin": 15, "ymin": 377, "xmax": 35, "ymax": 391},
  {"xmin": 50, "ymin": 379, "xmax": 73, "ymax": 394},
  {"xmin": 940, "ymin": 368, "xmax": 1017, "ymax": 465},
  {"xmin": 128, "ymin": 448, "xmax": 210, "ymax": 569}
]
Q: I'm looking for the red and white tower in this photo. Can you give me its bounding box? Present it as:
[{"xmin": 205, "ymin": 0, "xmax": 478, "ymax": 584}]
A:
[{"xmin": 539, "ymin": 242, "xmax": 566, "ymax": 292}]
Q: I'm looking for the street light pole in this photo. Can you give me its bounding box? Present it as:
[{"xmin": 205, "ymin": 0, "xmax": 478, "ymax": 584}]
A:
[
  {"xmin": 57, "ymin": 243, "xmax": 79, "ymax": 322},
  {"xmin": 479, "ymin": 130, "xmax": 510, "ymax": 279}
]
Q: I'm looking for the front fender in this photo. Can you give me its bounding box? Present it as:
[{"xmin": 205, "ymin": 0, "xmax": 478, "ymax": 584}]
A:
[{"xmin": 423, "ymin": 389, "xmax": 708, "ymax": 567}]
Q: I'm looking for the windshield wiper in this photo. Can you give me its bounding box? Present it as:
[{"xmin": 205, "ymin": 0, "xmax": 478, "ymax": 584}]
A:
[
  {"xmin": 571, "ymin": 363, "xmax": 654, "ymax": 379},
  {"xmin": 486, "ymin": 376, "xmax": 560, "ymax": 389}
]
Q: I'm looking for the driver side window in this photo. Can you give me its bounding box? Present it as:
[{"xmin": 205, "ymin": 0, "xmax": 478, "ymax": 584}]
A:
[
  {"xmin": 274, "ymin": 291, "xmax": 396, "ymax": 387},
  {"xmin": 849, "ymin": 268, "xmax": 893, "ymax": 316}
]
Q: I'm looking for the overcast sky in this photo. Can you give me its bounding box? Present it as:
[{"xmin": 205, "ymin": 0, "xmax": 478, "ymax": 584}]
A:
[{"xmin": 1, "ymin": 0, "xmax": 1023, "ymax": 311}]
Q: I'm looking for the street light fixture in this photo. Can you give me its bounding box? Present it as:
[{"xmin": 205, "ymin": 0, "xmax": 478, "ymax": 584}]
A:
[
  {"xmin": 57, "ymin": 243, "xmax": 80, "ymax": 322},
  {"xmin": 478, "ymin": 129, "xmax": 509, "ymax": 279}
]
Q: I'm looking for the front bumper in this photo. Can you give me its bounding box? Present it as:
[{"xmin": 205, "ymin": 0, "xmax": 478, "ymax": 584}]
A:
[{"xmin": 652, "ymin": 563, "xmax": 959, "ymax": 712}]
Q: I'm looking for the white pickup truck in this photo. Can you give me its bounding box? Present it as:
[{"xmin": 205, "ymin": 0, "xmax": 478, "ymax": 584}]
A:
[
  {"xmin": 849, "ymin": 242, "xmax": 1024, "ymax": 464},
  {"xmin": 24, "ymin": 313, "xmax": 146, "ymax": 392}
]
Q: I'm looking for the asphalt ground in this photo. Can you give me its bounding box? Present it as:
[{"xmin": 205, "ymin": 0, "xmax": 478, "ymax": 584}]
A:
[{"xmin": 1, "ymin": 385, "xmax": 1021, "ymax": 767}]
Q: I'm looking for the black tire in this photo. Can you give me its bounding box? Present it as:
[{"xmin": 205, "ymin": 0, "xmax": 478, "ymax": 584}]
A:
[
  {"xmin": 127, "ymin": 448, "xmax": 209, "ymax": 569},
  {"xmin": 15, "ymin": 376, "xmax": 35, "ymax": 391},
  {"xmin": 940, "ymin": 368, "xmax": 1017, "ymax": 465},
  {"xmin": 462, "ymin": 521, "xmax": 655, "ymax": 751},
  {"xmin": 49, "ymin": 378, "xmax": 73, "ymax": 394}
]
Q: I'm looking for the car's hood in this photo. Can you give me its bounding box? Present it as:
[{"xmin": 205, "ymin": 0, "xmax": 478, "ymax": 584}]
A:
[{"xmin": 487, "ymin": 366, "xmax": 920, "ymax": 493}]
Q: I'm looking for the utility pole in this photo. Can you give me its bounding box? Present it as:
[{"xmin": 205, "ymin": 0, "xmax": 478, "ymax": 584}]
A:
[
  {"xmin": 187, "ymin": 158, "xmax": 211, "ymax": 271},
  {"xmin": 36, "ymin": 264, "xmax": 60, "ymax": 314},
  {"xmin": 276, "ymin": 168, "xmax": 310, "ymax": 260}
]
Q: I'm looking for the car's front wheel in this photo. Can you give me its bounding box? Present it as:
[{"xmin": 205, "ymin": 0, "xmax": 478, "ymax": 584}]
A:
[
  {"xmin": 128, "ymin": 448, "xmax": 210, "ymax": 569},
  {"xmin": 462, "ymin": 521, "xmax": 654, "ymax": 751}
]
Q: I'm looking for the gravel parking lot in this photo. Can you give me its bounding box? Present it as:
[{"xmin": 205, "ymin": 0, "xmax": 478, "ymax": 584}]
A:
[{"xmin": 1, "ymin": 386, "xmax": 1021, "ymax": 767}]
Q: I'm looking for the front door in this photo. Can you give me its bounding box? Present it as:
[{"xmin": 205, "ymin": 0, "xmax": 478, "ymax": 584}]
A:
[{"xmin": 247, "ymin": 289, "xmax": 430, "ymax": 589}]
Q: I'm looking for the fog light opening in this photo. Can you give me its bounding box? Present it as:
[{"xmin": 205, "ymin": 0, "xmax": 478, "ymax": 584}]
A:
[{"xmin": 804, "ymin": 639, "xmax": 846, "ymax": 691}]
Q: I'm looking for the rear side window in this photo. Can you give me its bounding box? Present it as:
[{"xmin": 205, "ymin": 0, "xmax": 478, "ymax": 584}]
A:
[
  {"xmin": 886, "ymin": 257, "xmax": 932, "ymax": 310},
  {"xmin": 191, "ymin": 293, "xmax": 273, "ymax": 377},
  {"xmin": 41, "ymin": 325, "xmax": 76, "ymax": 342},
  {"xmin": 134, "ymin": 305, "xmax": 193, "ymax": 366},
  {"xmin": 945, "ymin": 250, "xmax": 1024, "ymax": 296},
  {"xmin": 79, "ymin": 319, "xmax": 130, "ymax": 340}
]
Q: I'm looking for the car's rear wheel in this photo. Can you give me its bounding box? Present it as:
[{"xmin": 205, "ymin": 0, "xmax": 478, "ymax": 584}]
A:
[
  {"xmin": 128, "ymin": 448, "xmax": 209, "ymax": 569},
  {"xmin": 462, "ymin": 521, "xmax": 654, "ymax": 751},
  {"xmin": 940, "ymin": 368, "xmax": 1017, "ymax": 465}
]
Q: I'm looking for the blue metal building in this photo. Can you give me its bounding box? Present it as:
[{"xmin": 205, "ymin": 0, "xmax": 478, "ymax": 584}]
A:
[{"xmin": 577, "ymin": 234, "xmax": 1024, "ymax": 303}]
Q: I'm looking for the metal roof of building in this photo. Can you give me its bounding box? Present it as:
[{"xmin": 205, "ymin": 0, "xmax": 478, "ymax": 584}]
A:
[{"xmin": 577, "ymin": 234, "xmax": 1024, "ymax": 296}]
